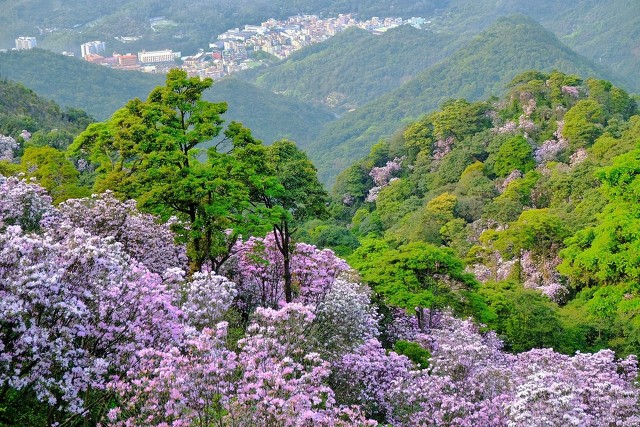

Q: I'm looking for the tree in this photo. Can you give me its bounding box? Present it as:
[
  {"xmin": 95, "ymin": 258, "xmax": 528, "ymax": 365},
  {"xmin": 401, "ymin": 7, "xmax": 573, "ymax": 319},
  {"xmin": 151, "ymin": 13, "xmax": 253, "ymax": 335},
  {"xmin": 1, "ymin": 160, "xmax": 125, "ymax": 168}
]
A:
[
  {"xmin": 350, "ymin": 240, "xmax": 482, "ymax": 329},
  {"xmin": 232, "ymin": 136, "xmax": 328, "ymax": 303},
  {"xmin": 20, "ymin": 146, "xmax": 89, "ymax": 203},
  {"xmin": 68, "ymin": 70, "xmax": 258, "ymax": 272},
  {"xmin": 491, "ymin": 135, "xmax": 535, "ymax": 177},
  {"xmin": 563, "ymin": 99, "xmax": 605, "ymax": 149}
]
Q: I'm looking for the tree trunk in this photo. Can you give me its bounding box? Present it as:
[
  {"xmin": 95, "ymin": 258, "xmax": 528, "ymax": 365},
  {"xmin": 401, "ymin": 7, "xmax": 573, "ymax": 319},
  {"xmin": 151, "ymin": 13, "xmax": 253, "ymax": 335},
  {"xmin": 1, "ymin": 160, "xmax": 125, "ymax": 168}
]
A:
[{"xmin": 282, "ymin": 223, "xmax": 292, "ymax": 303}]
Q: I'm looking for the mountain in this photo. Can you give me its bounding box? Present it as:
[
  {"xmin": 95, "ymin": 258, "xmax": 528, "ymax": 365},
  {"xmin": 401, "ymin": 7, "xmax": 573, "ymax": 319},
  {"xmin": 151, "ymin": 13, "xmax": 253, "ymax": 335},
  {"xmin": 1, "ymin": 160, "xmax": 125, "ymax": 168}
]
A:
[
  {"xmin": 0, "ymin": 49, "xmax": 164, "ymax": 120},
  {"xmin": 204, "ymin": 77, "xmax": 334, "ymax": 147},
  {"xmin": 0, "ymin": 49, "xmax": 334, "ymax": 147},
  {"xmin": 0, "ymin": 77, "xmax": 92, "ymax": 137},
  {"xmin": 243, "ymin": 25, "xmax": 455, "ymax": 113},
  {"xmin": 308, "ymin": 15, "xmax": 623, "ymax": 184},
  {"xmin": 421, "ymin": 0, "xmax": 640, "ymax": 91}
]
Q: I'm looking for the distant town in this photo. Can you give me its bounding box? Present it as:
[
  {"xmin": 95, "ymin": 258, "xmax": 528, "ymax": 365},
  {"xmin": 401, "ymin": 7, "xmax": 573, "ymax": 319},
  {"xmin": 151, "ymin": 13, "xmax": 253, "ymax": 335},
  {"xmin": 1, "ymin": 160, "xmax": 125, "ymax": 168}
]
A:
[{"xmin": 11, "ymin": 14, "xmax": 428, "ymax": 79}]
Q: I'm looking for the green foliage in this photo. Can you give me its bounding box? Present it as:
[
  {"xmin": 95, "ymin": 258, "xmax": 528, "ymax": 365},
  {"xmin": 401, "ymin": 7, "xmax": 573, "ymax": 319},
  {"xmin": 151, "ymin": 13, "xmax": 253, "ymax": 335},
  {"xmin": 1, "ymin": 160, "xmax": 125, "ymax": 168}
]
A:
[
  {"xmin": 20, "ymin": 146, "xmax": 89, "ymax": 203},
  {"xmin": 393, "ymin": 340, "xmax": 431, "ymax": 368},
  {"xmin": 563, "ymin": 99, "xmax": 606, "ymax": 149},
  {"xmin": 0, "ymin": 78, "xmax": 92, "ymax": 138},
  {"xmin": 350, "ymin": 240, "xmax": 482, "ymax": 328},
  {"xmin": 310, "ymin": 15, "xmax": 617, "ymax": 183},
  {"xmin": 248, "ymin": 26, "xmax": 454, "ymax": 113},
  {"xmin": 480, "ymin": 209, "xmax": 569, "ymax": 260},
  {"xmin": 0, "ymin": 51, "xmax": 334, "ymax": 154},
  {"xmin": 490, "ymin": 135, "xmax": 535, "ymax": 177},
  {"xmin": 479, "ymin": 281, "xmax": 568, "ymax": 353}
]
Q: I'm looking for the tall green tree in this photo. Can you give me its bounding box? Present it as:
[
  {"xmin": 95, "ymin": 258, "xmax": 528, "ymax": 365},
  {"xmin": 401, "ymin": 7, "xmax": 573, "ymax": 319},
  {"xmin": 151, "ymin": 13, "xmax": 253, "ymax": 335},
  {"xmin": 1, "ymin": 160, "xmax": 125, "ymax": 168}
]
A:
[
  {"xmin": 68, "ymin": 69, "xmax": 253, "ymax": 272},
  {"xmin": 233, "ymin": 134, "xmax": 328, "ymax": 302}
]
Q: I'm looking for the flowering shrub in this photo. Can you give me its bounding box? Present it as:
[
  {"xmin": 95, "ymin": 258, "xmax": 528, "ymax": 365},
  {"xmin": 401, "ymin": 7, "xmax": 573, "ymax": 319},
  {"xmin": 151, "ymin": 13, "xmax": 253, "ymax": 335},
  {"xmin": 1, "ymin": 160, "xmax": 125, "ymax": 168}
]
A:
[
  {"xmin": 0, "ymin": 135, "xmax": 18, "ymax": 162},
  {"xmin": 58, "ymin": 191, "xmax": 187, "ymax": 274},
  {"xmin": 224, "ymin": 233, "xmax": 350, "ymax": 311},
  {"xmin": 366, "ymin": 157, "xmax": 404, "ymax": 202},
  {"xmin": 1, "ymin": 177, "xmax": 639, "ymax": 426}
]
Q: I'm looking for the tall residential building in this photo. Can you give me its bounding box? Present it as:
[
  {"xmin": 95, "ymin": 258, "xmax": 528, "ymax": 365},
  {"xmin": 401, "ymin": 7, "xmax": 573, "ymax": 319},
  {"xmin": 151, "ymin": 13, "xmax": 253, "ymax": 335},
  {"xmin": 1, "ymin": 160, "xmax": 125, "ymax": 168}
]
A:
[
  {"xmin": 15, "ymin": 37, "xmax": 37, "ymax": 50},
  {"xmin": 81, "ymin": 41, "xmax": 106, "ymax": 58}
]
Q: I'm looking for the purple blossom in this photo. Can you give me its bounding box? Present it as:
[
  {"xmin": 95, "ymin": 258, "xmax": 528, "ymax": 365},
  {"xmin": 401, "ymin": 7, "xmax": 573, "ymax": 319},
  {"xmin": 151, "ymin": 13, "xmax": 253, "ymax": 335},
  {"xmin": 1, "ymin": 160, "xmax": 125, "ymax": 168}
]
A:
[
  {"xmin": 0, "ymin": 135, "xmax": 18, "ymax": 162},
  {"xmin": 58, "ymin": 191, "xmax": 188, "ymax": 274},
  {"xmin": 366, "ymin": 157, "xmax": 405, "ymax": 202},
  {"xmin": 562, "ymin": 85, "xmax": 580, "ymax": 98}
]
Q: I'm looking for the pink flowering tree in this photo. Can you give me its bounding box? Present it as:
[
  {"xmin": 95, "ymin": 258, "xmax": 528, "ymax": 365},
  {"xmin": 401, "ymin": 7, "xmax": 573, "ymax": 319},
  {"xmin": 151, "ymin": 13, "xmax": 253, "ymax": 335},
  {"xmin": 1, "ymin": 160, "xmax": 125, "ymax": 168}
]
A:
[
  {"xmin": 58, "ymin": 191, "xmax": 187, "ymax": 274},
  {"xmin": 331, "ymin": 339, "xmax": 413, "ymax": 419},
  {"xmin": 181, "ymin": 272, "xmax": 238, "ymax": 330},
  {"xmin": 0, "ymin": 223, "xmax": 184, "ymax": 425},
  {"xmin": 366, "ymin": 157, "xmax": 404, "ymax": 202},
  {"xmin": 0, "ymin": 175, "xmax": 56, "ymax": 232},
  {"xmin": 0, "ymin": 135, "xmax": 18, "ymax": 162},
  {"xmin": 108, "ymin": 323, "xmax": 238, "ymax": 427},
  {"xmin": 311, "ymin": 278, "xmax": 380, "ymax": 359},
  {"xmin": 224, "ymin": 232, "xmax": 351, "ymax": 313}
]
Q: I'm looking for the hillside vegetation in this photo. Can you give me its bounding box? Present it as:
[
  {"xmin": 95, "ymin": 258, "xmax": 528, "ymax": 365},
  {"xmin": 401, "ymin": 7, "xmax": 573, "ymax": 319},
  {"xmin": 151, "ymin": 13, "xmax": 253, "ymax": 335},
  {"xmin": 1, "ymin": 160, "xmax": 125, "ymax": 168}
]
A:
[
  {"xmin": 326, "ymin": 69, "xmax": 640, "ymax": 357},
  {"xmin": 245, "ymin": 25, "xmax": 455, "ymax": 113},
  {"xmin": 0, "ymin": 49, "xmax": 333, "ymax": 147},
  {"xmin": 1, "ymin": 68, "xmax": 639, "ymax": 427},
  {"xmin": 0, "ymin": 78, "xmax": 92, "ymax": 138},
  {"xmin": 309, "ymin": 15, "xmax": 623, "ymax": 184}
]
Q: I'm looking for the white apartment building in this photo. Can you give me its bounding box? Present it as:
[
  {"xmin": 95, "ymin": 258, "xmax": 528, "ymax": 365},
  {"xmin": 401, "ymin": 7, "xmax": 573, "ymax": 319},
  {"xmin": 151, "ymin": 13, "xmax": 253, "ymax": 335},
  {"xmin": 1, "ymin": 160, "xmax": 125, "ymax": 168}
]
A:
[
  {"xmin": 15, "ymin": 37, "xmax": 37, "ymax": 50},
  {"xmin": 138, "ymin": 49, "xmax": 180, "ymax": 63},
  {"xmin": 81, "ymin": 41, "xmax": 106, "ymax": 58}
]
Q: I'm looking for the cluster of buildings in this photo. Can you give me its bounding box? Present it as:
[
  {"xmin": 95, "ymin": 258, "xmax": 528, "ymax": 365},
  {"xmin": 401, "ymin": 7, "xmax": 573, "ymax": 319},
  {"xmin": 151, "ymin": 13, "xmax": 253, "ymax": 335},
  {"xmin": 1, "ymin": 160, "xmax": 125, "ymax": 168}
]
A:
[
  {"xmin": 69, "ymin": 13, "xmax": 427, "ymax": 78},
  {"xmin": 81, "ymin": 46, "xmax": 181, "ymax": 72}
]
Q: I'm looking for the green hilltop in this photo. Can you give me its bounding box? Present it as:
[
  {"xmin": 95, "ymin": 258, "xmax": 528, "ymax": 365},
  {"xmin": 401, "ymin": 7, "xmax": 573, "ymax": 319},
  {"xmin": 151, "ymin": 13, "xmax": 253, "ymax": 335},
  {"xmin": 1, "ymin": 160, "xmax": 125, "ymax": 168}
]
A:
[
  {"xmin": 0, "ymin": 77, "xmax": 92, "ymax": 138},
  {"xmin": 244, "ymin": 25, "xmax": 455, "ymax": 113}
]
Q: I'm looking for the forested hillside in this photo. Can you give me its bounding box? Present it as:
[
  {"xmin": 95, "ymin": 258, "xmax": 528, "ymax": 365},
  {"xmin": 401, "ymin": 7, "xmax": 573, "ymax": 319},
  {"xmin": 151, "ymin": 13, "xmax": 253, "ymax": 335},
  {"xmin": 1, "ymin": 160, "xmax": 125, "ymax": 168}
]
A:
[
  {"xmin": 0, "ymin": 49, "xmax": 334, "ymax": 147},
  {"xmin": 1, "ymin": 68, "xmax": 639, "ymax": 427},
  {"xmin": 243, "ymin": 25, "xmax": 455, "ymax": 113},
  {"xmin": 0, "ymin": 78, "xmax": 92, "ymax": 137},
  {"xmin": 328, "ymin": 69, "xmax": 640, "ymax": 358},
  {"xmin": 0, "ymin": 49, "xmax": 163, "ymax": 120},
  {"xmin": 308, "ymin": 15, "xmax": 623, "ymax": 184}
]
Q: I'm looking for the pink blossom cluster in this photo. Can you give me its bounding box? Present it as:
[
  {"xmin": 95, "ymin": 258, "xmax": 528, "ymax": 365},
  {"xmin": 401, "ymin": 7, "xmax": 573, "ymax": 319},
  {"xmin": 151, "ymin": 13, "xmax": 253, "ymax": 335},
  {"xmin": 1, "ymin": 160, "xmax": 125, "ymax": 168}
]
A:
[
  {"xmin": 59, "ymin": 191, "xmax": 188, "ymax": 274},
  {"xmin": 0, "ymin": 223, "xmax": 184, "ymax": 417},
  {"xmin": 517, "ymin": 114, "xmax": 536, "ymax": 133},
  {"xmin": 366, "ymin": 157, "xmax": 404, "ymax": 202},
  {"xmin": 376, "ymin": 313, "xmax": 638, "ymax": 426},
  {"xmin": 2, "ymin": 177, "xmax": 639, "ymax": 425},
  {"xmin": 0, "ymin": 135, "xmax": 18, "ymax": 162},
  {"xmin": 570, "ymin": 147, "xmax": 589, "ymax": 166},
  {"xmin": 495, "ymin": 120, "xmax": 518, "ymax": 134},
  {"xmin": 224, "ymin": 232, "xmax": 350, "ymax": 311},
  {"xmin": 521, "ymin": 251, "xmax": 569, "ymax": 303},
  {"xmin": 432, "ymin": 136, "xmax": 455, "ymax": 161},
  {"xmin": 0, "ymin": 175, "xmax": 57, "ymax": 231},
  {"xmin": 562, "ymin": 85, "xmax": 580, "ymax": 98},
  {"xmin": 110, "ymin": 304, "xmax": 377, "ymax": 426},
  {"xmin": 535, "ymin": 120, "xmax": 569, "ymax": 163}
]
